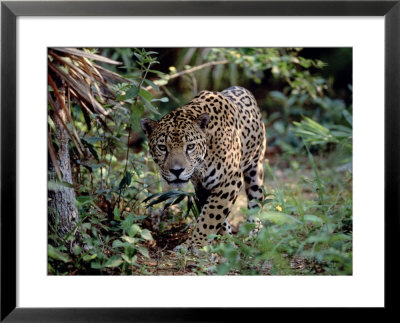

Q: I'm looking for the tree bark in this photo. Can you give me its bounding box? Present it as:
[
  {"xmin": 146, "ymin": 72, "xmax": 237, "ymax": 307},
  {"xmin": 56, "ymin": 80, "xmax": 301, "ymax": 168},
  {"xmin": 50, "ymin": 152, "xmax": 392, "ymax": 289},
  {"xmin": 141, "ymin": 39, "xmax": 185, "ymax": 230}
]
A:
[{"xmin": 48, "ymin": 87, "xmax": 79, "ymax": 239}]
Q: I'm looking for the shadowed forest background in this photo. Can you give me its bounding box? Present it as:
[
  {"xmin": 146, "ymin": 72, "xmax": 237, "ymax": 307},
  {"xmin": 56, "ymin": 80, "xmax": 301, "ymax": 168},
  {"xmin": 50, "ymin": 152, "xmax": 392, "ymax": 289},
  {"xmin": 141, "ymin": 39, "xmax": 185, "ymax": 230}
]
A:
[{"xmin": 48, "ymin": 48, "xmax": 352, "ymax": 275}]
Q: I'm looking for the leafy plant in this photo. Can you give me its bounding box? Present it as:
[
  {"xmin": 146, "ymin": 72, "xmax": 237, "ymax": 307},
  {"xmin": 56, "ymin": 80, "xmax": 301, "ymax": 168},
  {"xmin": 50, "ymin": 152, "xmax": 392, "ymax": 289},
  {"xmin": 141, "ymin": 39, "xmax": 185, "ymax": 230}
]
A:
[
  {"xmin": 48, "ymin": 48, "xmax": 169, "ymax": 274},
  {"xmin": 293, "ymin": 116, "xmax": 352, "ymax": 148},
  {"xmin": 143, "ymin": 190, "xmax": 201, "ymax": 219}
]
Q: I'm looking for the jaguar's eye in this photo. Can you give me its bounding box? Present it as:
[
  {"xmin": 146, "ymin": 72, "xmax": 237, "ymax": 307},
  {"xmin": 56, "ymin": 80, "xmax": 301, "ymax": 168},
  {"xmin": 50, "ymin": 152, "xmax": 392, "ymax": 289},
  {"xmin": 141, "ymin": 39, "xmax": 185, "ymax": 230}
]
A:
[
  {"xmin": 158, "ymin": 144, "xmax": 167, "ymax": 152},
  {"xmin": 187, "ymin": 144, "xmax": 195, "ymax": 150}
]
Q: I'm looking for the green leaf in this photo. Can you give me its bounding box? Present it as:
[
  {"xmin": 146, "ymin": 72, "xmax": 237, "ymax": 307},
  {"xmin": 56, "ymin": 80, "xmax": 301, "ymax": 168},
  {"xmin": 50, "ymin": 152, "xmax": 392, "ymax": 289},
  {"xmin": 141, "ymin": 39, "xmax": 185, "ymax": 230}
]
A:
[
  {"xmin": 137, "ymin": 246, "xmax": 150, "ymax": 258},
  {"xmin": 131, "ymin": 101, "xmax": 145, "ymax": 132},
  {"xmin": 142, "ymin": 192, "xmax": 164, "ymax": 204},
  {"xmin": 306, "ymin": 234, "xmax": 330, "ymax": 244},
  {"xmin": 48, "ymin": 244, "xmax": 70, "ymax": 263},
  {"xmin": 144, "ymin": 190, "xmax": 183, "ymax": 207},
  {"xmin": 121, "ymin": 254, "xmax": 134, "ymax": 264},
  {"xmin": 82, "ymin": 253, "xmax": 97, "ymax": 262},
  {"xmin": 140, "ymin": 229, "xmax": 153, "ymax": 241},
  {"xmin": 186, "ymin": 196, "xmax": 193, "ymax": 218},
  {"xmin": 303, "ymin": 214, "xmax": 324, "ymax": 224},
  {"xmin": 48, "ymin": 115, "xmax": 56, "ymax": 132},
  {"xmin": 303, "ymin": 117, "xmax": 330, "ymax": 134},
  {"xmin": 119, "ymin": 172, "xmax": 132, "ymax": 189},
  {"xmin": 121, "ymin": 254, "xmax": 131, "ymax": 263},
  {"xmin": 72, "ymin": 245, "xmax": 83, "ymax": 256},
  {"xmin": 142, "ymin": 97, "xmax": 160, "ymax": 115},
  {"xmin": 263, "ymin": 199, "xmax": 274, "ymax": 204},
  {"xmin": 90, "ymin": 262, "xmax": 103, "ymax": 269},
  {"xmin": 120, "ymin": 214, "xmax": 134, "ymax": 231},
  {"xmin": 126, "ymin": 85, "xmax": 139, "ymax": 99},
  {"xmin": 113, "ymin": 207, "xmax": 120, "ymax": 220},
  {"xmin": 144, "ymin": 50, "xmax": 159, "ymax": 55},
  {"xmin": 76, "ymin": 195, "xmax": 93, "ymax": 205},
  {"xmin": 133, "ymin": 215, "xmax": 148, "ymax": 221},
  {"xmin": 151, "ymin": 97, "xmax": 169, "ymax": 103},
  {"xmin": 104, "ymin": 256, "xmax": 123, "ymax": 268},
  {"xmin": 128, "ymin": 224, "xmax": 141, "ymax": 237},
  {"xmin": 244, "ymin": 207, "xmax": 261, "ymax": 217},
  {"xmin": 122, "ymin": 254, "xmax": 137, "ymax": 265},
  {"xmin": 330, "ymin": 233, "xmax": 352, "ymax": 243},
  {"xmin": 116, "ymin": 94, "xmax": 126, "ymax": 102},
  {"xmin": 112, "ymin": 240, "xmax": 128, "ymax": 249},
  {"xmin": 121, "ymin": 235, "xmax": 138, "ymax": 244},
  {"xmin": 144, "ymin": 79, "xmax": 160, "ymax": 91},
  {"xmin": 259, "ymin": 211, "xmax": 301, "ymax": 225},
  {"xmin": 342, "ymin": 109, "xmax": 353, "ymax": 127},
  {"xmin": 163, "ymin": 194, "xmax": 185, "ymax": 211},
  {"xmin": 139, "ymin": 88, "xmax": 153, "ymax": 102}
]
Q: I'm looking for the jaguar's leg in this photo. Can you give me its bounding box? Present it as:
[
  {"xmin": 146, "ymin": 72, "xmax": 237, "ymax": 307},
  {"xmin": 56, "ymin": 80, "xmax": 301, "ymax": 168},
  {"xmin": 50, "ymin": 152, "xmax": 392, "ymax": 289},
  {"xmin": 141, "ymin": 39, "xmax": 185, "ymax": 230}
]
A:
[
  {"xmin": 243, "ymin": 155, "xmax": 265, "ymax": 235},
  {"xmin": 188, "ymin": 175, "xmax": 242, "ymax": 248},
  {"xmin": 193, "ymin": 182, "xmax": 210, "ymax": 211}
]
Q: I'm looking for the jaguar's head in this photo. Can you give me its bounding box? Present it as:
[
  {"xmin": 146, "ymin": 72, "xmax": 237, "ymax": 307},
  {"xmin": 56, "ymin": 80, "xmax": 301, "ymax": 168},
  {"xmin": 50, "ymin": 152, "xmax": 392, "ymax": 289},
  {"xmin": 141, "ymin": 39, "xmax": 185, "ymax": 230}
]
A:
[{"xmin": 140, "ymin": 112, "xmax": 209, "ymax": 188}]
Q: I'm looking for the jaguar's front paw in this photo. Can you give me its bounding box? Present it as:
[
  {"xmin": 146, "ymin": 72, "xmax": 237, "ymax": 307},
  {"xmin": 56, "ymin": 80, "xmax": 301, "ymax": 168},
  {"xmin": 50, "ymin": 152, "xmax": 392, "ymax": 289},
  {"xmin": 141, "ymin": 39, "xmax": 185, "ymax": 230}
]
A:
[
  {"xmin": 173, "ymin": 243, "xmax": 200, "ymax": 255},
  {"xmin": 248, "ymin": 216, "xmax": 263, "ymax": 236},
  {"xmin": 173, "ymin": 243, "xmax": 189, "ymax": 254}
]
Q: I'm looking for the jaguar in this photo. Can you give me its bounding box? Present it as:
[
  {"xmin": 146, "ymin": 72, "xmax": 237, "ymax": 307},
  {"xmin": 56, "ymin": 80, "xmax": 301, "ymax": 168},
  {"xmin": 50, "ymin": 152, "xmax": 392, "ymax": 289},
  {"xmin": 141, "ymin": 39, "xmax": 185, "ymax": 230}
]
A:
[{"xmin": 141, "ymin": 86, "xmax": 266, "ymax": 250}]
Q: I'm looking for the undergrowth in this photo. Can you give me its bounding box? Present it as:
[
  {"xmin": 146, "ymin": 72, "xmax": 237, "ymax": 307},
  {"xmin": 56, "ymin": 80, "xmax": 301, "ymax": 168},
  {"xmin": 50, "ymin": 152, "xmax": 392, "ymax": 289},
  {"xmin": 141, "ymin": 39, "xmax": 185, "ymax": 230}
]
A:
[{"xmin": 49, "ymin": 149, "xmax": 352, "ymax": 275}]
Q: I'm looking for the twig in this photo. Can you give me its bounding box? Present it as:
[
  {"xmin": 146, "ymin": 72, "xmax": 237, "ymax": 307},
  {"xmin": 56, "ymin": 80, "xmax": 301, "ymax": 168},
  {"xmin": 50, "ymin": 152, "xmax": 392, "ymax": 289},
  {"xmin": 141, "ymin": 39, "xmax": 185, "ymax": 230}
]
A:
[
  {"xmin": 123, "ymin": 127, "xmax": 132, "ymax": 176},
  {"xmin": 145, "ymin": 59, "xmax": 228, "ymax": 91}
]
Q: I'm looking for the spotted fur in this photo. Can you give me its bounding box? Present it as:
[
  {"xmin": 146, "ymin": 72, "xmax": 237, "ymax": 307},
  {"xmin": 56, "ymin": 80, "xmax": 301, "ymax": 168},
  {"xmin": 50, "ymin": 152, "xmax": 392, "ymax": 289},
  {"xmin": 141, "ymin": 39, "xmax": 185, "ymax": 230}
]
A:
[{"xmin": 141, "ymin": 86, "xmax": 266, "ymax": 248}]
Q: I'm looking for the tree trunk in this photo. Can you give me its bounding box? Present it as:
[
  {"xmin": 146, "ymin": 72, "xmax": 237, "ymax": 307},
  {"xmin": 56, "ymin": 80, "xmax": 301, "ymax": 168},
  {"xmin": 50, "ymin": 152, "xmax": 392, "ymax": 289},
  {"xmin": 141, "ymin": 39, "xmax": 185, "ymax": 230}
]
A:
[{"xmin": 48, "ymin": 87, "xmax": 79, "ymax": 239}]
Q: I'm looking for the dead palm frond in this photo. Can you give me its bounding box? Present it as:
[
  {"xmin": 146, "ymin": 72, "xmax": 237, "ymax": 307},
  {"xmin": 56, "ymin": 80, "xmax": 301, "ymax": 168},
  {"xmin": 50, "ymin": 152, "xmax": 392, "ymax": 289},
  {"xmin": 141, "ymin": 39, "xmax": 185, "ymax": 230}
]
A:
[{"xmin": 48, "ymin": 47, "xmax": 127, "ymax": 179}]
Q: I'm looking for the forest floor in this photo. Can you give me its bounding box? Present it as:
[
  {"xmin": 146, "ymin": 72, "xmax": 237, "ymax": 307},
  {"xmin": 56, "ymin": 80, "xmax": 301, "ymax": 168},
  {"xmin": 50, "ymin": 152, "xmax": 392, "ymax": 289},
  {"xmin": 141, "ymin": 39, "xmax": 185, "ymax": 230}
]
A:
[
  {"xmin": 50, "ymin": 153, "xmax": 351, "ymax": 276},
  {"xmin": 135, "ymin": 161, "xmax": 320, "ymax": 276}
]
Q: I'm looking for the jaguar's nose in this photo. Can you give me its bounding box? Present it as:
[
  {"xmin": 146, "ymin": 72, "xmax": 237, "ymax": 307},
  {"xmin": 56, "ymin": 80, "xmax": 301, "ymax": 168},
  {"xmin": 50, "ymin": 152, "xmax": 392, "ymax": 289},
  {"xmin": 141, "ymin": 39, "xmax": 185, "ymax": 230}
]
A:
[{"xmin": 170, "ymin": 168, "xmax": 185, "ymax": 177}]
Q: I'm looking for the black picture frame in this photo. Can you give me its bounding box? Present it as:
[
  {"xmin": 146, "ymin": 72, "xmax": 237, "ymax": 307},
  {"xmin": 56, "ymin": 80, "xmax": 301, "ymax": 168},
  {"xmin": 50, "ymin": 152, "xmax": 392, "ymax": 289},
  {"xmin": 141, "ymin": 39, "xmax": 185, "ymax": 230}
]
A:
[{"xmin": 1, "ymin": 0, "xmax": 398, "ymax": 321}]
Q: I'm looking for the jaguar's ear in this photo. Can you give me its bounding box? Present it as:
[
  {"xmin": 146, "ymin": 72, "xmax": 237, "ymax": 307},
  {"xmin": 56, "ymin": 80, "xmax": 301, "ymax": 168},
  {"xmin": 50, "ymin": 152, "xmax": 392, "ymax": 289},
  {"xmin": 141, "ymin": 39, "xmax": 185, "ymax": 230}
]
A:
[
  {"xmin": 195, "ymin": 113, "xmax": 210, "ymax": 131},
  {"xmin": 140, "ymin": 118, "xmax": 158, "ymax": 137}
]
